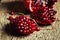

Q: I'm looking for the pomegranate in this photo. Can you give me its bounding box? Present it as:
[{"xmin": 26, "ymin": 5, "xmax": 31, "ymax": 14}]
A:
[
  {"xmin": 8, "ymin": 15, "xmax": 40, "ymax": 35},
  {"xmin": 23, "ymin": 0, "xmax": 57, "ymax": 25},
  {"xmin": 31, "ymin": 8, "xmax": 57, "ymax": 25}
]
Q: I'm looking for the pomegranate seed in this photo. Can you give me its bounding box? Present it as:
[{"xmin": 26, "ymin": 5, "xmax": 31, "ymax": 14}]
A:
[
  {"xmin": 9, "ymin": 16, "xmax": 13, "ymax": 20},
  {"xmin": 36, "ymin": 27, "xmax": 40, "ymax": 31},
  {"xmin": 20, "ymin": 30, "xmax": 23, "ymax": 33},
  {"xmin": 9, "ymin": 11, "xmax": 14, "ymax": 15}
]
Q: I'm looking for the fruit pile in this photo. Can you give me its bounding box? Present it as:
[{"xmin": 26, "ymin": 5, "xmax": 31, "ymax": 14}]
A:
[
  {"xmin": 8, "ymin": 0, "xmax": 57, "ymax": 35},
  {"xmin": 23, "ymin": 0, "xmax": 57, "ymax": 25}
]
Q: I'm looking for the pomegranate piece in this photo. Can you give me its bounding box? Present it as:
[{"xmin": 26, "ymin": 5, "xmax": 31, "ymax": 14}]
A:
[
  {"xmin": 23, "ymin": 0, "xmax": 57, "ymax": 12},
  {"xmin": 31, "ymin": 8, "xmax": 57, "ymax": 25},
  {"xmin": 8, "ymin": 15, "xmax": 40, "ymax": 35}
]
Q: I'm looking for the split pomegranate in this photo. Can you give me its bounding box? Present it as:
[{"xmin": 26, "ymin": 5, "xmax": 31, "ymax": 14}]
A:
[
  {"xmin": 23, "ymin": 0, "xmax": 57, "ymax": 25},
  {"xmin": 8, "ymin": 15, "xmax": 40, "ymax": 35},
  {"xmin": 31, "ymin": 8, "xmax": 57, "ymax": 25}
]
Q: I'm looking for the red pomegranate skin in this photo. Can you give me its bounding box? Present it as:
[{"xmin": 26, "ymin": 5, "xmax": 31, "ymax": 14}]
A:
[{"xmin": 8, "ymin": 15, "xmax": 40, "ymax": 35}]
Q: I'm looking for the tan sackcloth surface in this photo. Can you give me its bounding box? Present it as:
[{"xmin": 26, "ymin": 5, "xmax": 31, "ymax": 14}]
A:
[{"xmin": 0, "ymin": 0, "xmax": 60, "ymax": 40}]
